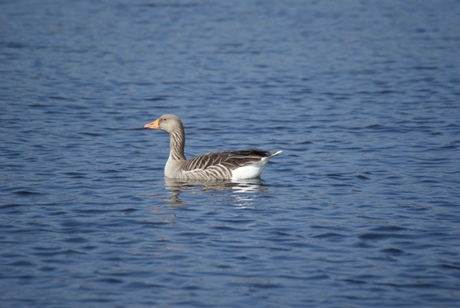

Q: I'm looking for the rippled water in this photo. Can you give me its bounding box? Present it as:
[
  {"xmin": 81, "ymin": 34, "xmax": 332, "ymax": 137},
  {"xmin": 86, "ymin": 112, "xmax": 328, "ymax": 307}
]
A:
[{"xmin": 1, "ymin": 0, "xmax": 460, "ymax": 307}]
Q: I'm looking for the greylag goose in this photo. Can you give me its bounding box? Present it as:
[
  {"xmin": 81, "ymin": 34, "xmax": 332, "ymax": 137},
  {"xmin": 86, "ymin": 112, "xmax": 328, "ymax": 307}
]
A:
[{"xmin": 144, "ymin": 114, "xmax": 282, "ymax": 181}]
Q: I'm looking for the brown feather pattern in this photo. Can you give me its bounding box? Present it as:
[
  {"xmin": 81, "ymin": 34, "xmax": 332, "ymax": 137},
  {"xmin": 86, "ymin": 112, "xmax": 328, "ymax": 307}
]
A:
[{"xmin": 182, "ymin": 148, "xmax": 272, "ymax": 171}]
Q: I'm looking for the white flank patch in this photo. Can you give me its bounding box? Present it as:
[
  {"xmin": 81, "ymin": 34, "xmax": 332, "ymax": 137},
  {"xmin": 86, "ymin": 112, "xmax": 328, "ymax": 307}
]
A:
[
  {"xmin": 231, "ymin": 150, "xmax": 282, "ymax": 180},
  {"xmin": 231, "ymin": 159, "xmax": 269, "ymax": 180}
]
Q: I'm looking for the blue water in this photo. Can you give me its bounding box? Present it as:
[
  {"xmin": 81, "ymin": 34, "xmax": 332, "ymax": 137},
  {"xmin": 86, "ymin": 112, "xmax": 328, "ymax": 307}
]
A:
[{"xmin": 1, "ymin": 0, "xmax": 460, "ymax": 306}]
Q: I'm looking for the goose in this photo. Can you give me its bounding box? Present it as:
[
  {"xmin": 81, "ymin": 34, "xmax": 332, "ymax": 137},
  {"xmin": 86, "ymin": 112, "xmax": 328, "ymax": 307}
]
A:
[{"xmin": 144, "ymin": 114, "xmax": 282, "ymax": 181}]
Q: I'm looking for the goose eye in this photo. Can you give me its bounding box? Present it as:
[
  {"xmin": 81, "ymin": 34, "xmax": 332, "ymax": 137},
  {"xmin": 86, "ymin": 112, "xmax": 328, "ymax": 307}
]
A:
[{"xmin": 162, "ymin": 118, "xmax": 167, "ymax": 121}]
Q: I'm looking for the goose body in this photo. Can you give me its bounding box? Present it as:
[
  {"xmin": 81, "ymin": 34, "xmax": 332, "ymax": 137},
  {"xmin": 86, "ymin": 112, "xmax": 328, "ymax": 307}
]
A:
[{"xmin": 144, "ymin": 114, "xmax": 281, "ymax": 181}]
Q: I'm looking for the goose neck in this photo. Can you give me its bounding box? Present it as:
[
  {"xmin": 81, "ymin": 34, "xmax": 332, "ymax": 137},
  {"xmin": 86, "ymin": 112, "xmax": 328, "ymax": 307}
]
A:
[{"xmin": 169, "ymin": 127, "xmax": 186, "ymax": 161}]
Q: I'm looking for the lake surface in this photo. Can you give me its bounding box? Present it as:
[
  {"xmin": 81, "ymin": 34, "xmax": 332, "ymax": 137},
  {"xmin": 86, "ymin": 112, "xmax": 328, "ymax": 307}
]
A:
[{"xmin": 1, "ymin": 0, "xmax": 460, "ymax": 307}]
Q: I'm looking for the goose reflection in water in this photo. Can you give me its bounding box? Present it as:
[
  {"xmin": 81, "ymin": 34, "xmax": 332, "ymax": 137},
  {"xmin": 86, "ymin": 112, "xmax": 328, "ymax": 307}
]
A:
[{"xmin": 164, "ymin": 177, "xmax": 267, "ymax": 207}]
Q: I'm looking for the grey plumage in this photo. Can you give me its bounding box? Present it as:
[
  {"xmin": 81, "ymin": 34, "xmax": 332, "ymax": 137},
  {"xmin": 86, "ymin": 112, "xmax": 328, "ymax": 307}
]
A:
[{"xmin": 144, "ymin": 114, "xmax": 281, "ymax": 181}]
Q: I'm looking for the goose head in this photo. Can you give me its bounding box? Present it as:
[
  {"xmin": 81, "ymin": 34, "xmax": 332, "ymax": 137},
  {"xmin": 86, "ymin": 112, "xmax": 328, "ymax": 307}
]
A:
[{"xmin": 144, "ymin": 114, "xmax": 183, "ymax": 133}]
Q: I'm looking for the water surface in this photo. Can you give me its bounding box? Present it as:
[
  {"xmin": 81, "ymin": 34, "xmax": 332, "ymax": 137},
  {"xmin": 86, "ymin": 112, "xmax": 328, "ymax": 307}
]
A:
[{"xmin": 1, "ymin": 0, "xmax": 460, "ymax": 307}]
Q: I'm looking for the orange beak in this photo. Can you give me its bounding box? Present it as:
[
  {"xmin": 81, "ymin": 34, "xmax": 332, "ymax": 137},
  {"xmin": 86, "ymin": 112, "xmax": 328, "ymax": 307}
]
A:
[{"xmin": 144, "ymin": 118, "xmax": 160, "ymax": 130}]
